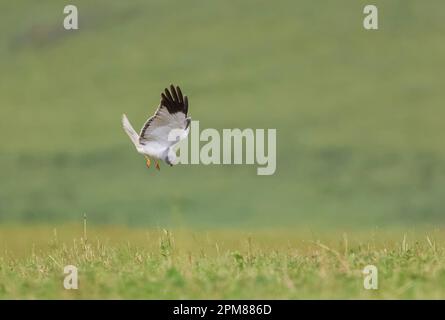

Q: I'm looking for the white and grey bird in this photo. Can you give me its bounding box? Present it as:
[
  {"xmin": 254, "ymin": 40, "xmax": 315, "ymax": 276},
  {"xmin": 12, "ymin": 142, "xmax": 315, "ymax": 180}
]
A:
[{"xmin": 122, "ymin": 85, "xmax": 191, "ymax": 170}]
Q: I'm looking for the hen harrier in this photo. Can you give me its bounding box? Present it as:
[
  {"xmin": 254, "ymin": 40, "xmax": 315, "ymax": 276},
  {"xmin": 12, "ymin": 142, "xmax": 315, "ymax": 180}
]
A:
[{"xmin": 122, "ymin": 85, "xmax": 191, "ymax": 170}]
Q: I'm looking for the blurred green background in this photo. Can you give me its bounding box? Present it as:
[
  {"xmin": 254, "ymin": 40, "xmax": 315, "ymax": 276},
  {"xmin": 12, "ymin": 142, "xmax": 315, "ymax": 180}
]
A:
[{"xmin": 0, "ymin": 0, "xmax": 443, "ymax": 229}]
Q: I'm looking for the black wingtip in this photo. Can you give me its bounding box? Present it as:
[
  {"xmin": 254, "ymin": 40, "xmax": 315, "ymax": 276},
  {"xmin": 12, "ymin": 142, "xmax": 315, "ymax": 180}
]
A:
[
  {"xmin": 184, "ymin": 95, "xmax": 189, "ymax": 115},
  {"xmin": 160, "ymin": 84, "xmax": 189, "ymax": 115}
]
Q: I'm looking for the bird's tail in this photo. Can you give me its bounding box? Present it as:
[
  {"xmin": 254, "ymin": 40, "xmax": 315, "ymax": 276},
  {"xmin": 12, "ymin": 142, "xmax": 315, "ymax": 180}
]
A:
[{"xmin": 122, "ymin": 114, "xmax": 140, "ymax": 148}]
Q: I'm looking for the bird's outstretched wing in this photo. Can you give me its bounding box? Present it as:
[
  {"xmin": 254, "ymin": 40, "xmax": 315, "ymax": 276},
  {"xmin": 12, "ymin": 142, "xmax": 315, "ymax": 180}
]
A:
[{"xmin": 139, "ymin": 85, "xmax": 191, "ymax": 147}]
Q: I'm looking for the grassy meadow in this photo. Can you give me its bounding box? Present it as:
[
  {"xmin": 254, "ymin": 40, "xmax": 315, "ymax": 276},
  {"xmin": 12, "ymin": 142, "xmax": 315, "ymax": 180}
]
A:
[
  {"xmin": 1, "ymin": 225, "xmax": 445, "ymax": 299},
  {"xmin": 0, "ymin": 1, "xmax": 444, "ymax": 298}
]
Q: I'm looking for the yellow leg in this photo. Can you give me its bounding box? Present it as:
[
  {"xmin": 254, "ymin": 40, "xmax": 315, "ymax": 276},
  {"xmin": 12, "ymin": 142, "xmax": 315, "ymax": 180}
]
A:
[
  {"xmin": 155, "ymin": 160, "xmax": 160, "ymax": 170},
  {"xmin": 144, "ymin": 156, "xmax": 151, "ymax": 168}
]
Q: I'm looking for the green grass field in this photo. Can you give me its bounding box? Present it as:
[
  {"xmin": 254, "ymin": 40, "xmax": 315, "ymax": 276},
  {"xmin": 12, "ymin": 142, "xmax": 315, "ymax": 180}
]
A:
[
  {"xmin": 1, "ymin": 225, "xmax": 445, "ymax": 299},
  {"xmin": 0, "ymin": 1, "xmax": 444, "ymax": 299}
]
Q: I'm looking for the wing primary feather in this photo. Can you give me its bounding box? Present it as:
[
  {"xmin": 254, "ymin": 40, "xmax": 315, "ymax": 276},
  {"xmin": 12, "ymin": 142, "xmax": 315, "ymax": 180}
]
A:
[
  {"xmin": 184, "ymin": 96, "xmax": 189, "ymax": 115},
  {"xmin": 160, "ymin": 85, "xmax": 189, "ymax": 115},
  {"xmin": 164, "ymin": 88, "xmax": 173, "ymax": 102},
  {"xmin": 170, "ymin": 84, "xmax": 179, "ymax": 102},
  {"xmin": 176, "ymin": 86, "xmax": 184, "ymax": 104}
]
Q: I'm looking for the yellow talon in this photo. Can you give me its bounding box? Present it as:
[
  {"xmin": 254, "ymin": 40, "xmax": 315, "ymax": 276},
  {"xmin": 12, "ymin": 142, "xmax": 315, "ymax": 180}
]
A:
[
  {"xmin": 145, "ymin": 156, "xmax": 151, "ymax": 168},
  {"xmin": 155, "ymin": 161, "xmax": 160, "ymax": 171}
]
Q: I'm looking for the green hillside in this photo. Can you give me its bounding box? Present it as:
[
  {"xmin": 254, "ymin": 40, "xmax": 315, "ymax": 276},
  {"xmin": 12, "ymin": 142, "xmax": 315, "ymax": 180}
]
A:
[{"xmin": 0, "ymin": 0, "xmax": 444, "ymax": 228}]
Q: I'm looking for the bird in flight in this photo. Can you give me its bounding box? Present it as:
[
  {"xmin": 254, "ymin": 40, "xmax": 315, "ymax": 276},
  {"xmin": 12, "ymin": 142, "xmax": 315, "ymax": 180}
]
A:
[{"xmin": 122, "ymin": 85, "xmax": 191, "ymax": 170}]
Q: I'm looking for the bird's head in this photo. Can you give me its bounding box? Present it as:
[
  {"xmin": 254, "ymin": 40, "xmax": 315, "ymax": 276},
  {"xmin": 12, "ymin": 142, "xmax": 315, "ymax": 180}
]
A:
[{"xmin": 165, "ymin": 149, "xmax": 177, "ymax": 166}]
